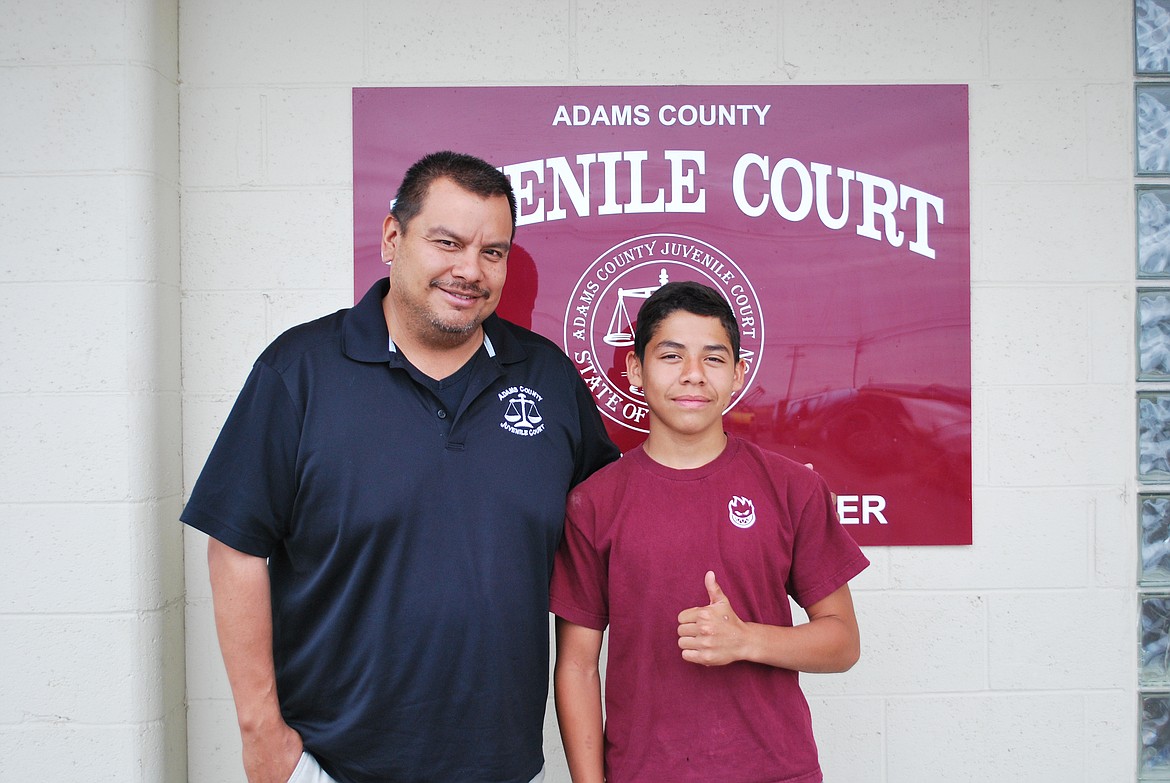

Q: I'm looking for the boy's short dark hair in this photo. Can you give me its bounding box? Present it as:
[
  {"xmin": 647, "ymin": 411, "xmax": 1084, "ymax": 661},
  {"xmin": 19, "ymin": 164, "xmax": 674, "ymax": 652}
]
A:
[
  {"xmin": 633, "ymin": 281, "xmax": 741, "ymax": 361},
  {"xmin": 391, "ymin": 150, "xmax": 517, "ymax": 237}
]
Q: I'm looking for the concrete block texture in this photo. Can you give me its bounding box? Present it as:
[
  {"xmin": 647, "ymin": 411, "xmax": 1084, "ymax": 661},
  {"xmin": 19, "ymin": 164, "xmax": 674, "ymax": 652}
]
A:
[
  {"xmin": 0, "ymin": 0, "xmax": 179, "ymax": 78},
  {"xmin": 179, "ymin": 0, "xmax": 364, "ymax": 86},
  {"xmin": 180, "ymin": 189, "xmax": 352, "ymax": 292},
  {"xmin": 1, "ymin": 0, "xmax": 186, "ymax": 778},
  {"xmin": 988, "ymin": 588, "xmax": 1131, "ymax": 690},
  {"xmin": 985, "ymin": 383, "xmax": 1131, "ymax": 486},
  {"xmin": 0, "ymin": 175, "xmax": 180, "ymax": 286},
  {"xmin": 887, "ymin": 693, "xmax": 1129, "ymax": 781},
  {"xmin": 0, "ymin": 716, "xmax": 184, "ymax": 782},
  {"xmin": 0, "ymin": 64, "xmax": 177, "ymax": 178},
  {"xmin": 970, "ymin": 82, "xmax": 1093, "ymax": 184},
  {"xmin": 783, "ymin": 0, "xmax": 985, "ymax": 82},
  {"xmin": 889, "ymin": 487, "xmax": 1094, "ymax": 589},
  {"xmin": 808, "ymin": 591, "xmax": 989, "ymax": 697},
  {"xmin": 988, "ymin": 0, "xmax": 1130, "ymax": 80},
  {"xmin": 0, "ymin": 498, "xmax": 183, "ymax": 613},
  {"xmin": 181, "ymin": 88, "xmax": 351, "ymax": 189},
  {"xmin": 977, "ymin": 183, "xmax": 1132, "ymax": 283},
  {"xmin": 367, "ymin": 1, "xmax": 571, "ymax": 83},
  {"xmin": 45, "ymin": 0, "xmax": 1125, "ymax": 779},
  {"xmin": 0, "ymin": 606, "xmax": 182, "ymax": 725},
  {"xmin": 808, "ymin": 696, "xmax": 886, "ymax": 783},
  {"xmin": 575, "ymin": 0, "xmax": 780, "ymax": 82}
]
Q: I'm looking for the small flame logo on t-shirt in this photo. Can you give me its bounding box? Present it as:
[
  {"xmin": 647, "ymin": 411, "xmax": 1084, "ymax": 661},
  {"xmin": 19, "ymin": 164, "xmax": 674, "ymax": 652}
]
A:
[{"xmin": 728, "ymin": 496, "xmax": 756, "ymax": 529}]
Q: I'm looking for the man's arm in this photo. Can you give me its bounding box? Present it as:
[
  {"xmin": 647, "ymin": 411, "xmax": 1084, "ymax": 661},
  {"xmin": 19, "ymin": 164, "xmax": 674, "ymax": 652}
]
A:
[
  {"xmin": 554, "ymin": 617, "xmax": 606, "ymax": 783},
  {"xmin": 207, "ymin": 537, "xmax": 303, "ymax": 783},
  {"xmin": 677, "ymin": 571, "xmax": 861, "ymax": 673}
]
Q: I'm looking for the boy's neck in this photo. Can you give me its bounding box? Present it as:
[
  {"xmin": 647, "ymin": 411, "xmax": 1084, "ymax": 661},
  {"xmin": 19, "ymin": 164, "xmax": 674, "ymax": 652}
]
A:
[{"xmin": 642, "ymin": 428, "xmax": 729, "ymax": 470}]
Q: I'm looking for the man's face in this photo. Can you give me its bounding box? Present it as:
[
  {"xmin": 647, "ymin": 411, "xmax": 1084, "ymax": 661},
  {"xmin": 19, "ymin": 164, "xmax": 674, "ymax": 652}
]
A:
[
  {"xmin": 626, "ymin": 310, "xmax": 745, "ymax": 440},
  {"xmin": 381, "ymin": 177, "xmax": 512, "ymax": 347}
]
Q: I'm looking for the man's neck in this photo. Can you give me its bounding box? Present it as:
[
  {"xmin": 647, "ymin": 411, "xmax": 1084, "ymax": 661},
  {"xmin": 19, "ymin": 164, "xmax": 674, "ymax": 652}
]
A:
[{"xmin": 384, "ymin": 302, "xmax": 484, "ymax": 381}]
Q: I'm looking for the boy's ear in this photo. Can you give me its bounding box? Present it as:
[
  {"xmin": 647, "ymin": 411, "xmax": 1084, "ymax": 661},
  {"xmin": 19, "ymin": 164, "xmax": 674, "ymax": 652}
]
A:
[
  {"xmin": 732, "ymin": 358, "xmax": 746, "ymax": 393},
  {"xmin": 625, "ymin": 349, "xmax": 643, "ymax": 388}
]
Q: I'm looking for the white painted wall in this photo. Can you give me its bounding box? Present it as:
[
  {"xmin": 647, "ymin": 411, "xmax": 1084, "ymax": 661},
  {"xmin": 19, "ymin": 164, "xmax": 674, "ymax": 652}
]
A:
[
  {"xmin": 0, "ymin": 0, "xmax": 1139, "ymax": 780},
  {"xmin": 0, "ymin": 0, "xmax": 186, "ymax": 779}
]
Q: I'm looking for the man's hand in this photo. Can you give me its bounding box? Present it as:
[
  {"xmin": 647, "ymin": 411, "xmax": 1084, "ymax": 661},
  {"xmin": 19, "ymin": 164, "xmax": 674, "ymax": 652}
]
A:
[
  {"xmin": 677, "ymin": 571, "xmax": 747, "ymax": 666},
  {"xmin": 241, "ymin": 719, "xmax": 303, "ymax": 783}
]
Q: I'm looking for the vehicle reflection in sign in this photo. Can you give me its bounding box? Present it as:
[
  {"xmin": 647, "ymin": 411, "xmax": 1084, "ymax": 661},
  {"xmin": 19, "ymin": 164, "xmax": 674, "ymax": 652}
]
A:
[{"xmin": 762, "ymin": 384, "xmax": 971, "ymax": 483}]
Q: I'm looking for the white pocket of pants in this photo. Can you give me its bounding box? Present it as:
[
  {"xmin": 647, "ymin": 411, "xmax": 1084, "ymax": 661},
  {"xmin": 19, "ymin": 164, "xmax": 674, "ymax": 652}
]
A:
[{"xmin": 285, "ymin": 751, "xmax": 311, "ymax": 783}]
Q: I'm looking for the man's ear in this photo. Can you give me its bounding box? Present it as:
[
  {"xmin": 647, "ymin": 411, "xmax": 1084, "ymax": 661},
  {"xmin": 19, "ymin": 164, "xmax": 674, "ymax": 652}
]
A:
[
  {"xmin": 381, "ymin": 214, "xmax": 402, "ymax": 264},
  {"xmin": 625, "ymin": 349, "xmax": 643, "ymax": 388}
]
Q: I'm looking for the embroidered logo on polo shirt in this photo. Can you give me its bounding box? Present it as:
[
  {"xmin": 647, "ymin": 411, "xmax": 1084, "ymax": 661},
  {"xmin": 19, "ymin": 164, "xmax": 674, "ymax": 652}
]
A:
[
  {"xmin": 498, "ymin": 386, "xmax": 546, "ymax": 437},
  {"xmin": 728, "ymin": 496, "xmax": 756, "ymax": 529}
]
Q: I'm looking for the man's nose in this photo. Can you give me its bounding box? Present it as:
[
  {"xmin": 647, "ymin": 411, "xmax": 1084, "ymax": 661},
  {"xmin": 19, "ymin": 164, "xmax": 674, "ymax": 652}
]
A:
[{"xmin": 449, "ymin": 249, "xmax": 484, "ymax": 281}]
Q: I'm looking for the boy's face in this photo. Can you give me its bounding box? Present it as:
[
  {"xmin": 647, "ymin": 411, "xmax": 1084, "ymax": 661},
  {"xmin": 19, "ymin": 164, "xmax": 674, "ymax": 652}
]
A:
[{"xmin": 626, "ymin": 310, "xmax": 746, "ymax": 440}]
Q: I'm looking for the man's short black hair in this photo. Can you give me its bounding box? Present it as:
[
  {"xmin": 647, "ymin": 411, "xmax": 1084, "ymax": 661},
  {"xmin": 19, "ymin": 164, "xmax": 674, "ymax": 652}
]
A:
[
  {"xmin": 633, "ymin": 281, "xmax": 741, "ymax": 361},
  {"xmin": 391, "ymin": 150, "xmax": 517, "ymax": 237}
]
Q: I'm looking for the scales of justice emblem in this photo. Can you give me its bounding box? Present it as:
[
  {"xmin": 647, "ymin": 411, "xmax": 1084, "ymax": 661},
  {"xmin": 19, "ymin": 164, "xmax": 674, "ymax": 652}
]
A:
[
  {"xmin": 603, "ymin": 268, "xmax": 671, "ymax": 350},
  {"xmin": 564, "ymin": 233, "xmax": 765, "ymax": 434},
  {"xmin": 503, "ymin": 393, "xmax": 542, "ymax": 429},
  {"xmin": 498, "ymin": 386, "xmax": 547, "ymax": 437}
]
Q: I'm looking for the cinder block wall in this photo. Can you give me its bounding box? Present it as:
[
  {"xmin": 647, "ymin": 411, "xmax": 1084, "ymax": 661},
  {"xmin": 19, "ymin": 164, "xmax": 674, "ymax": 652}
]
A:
[
  {"xmin": 177, "ymin": 3, "xmax": 1137, "ymax": 781},
  {"xmin": 0, "ymin": 0, "xmax": 1138, "ymax": 780},
  {"xmin": 0, "ymin": 0, "xmax": 186, "ymax": 779}
]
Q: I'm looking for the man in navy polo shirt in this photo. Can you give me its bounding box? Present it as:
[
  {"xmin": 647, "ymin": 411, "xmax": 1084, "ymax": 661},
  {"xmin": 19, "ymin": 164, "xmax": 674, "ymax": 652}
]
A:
[{"xmin": 182, "ymin": 151, "xmax": 619, "ymax": 783}]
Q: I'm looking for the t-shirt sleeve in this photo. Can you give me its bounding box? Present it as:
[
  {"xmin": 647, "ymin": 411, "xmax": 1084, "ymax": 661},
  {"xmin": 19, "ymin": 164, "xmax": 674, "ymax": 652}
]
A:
[
  {"xmin": 786, "ymin": 473, "xmax": 870, "ymax": 608},
  {"xmin": 180, "ymin": 359, "xmax": 302, "ymax": 557},
  {"xmin": 550, "ymin": 488, "xmax": 610, "ymax": 631}
]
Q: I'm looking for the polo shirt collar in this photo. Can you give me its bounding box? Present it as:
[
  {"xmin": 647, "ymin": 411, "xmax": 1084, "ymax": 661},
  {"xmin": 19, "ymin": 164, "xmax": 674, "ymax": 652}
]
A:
[{"xmin": 342, "ymin": 277, "xmax": 529, "ymax": 366}]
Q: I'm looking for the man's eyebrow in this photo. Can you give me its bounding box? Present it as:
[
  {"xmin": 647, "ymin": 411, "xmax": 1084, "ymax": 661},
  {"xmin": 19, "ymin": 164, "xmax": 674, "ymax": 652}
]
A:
[{"xmin": 429, "ymin": 224, "xmax": 511, "ymax": 252}]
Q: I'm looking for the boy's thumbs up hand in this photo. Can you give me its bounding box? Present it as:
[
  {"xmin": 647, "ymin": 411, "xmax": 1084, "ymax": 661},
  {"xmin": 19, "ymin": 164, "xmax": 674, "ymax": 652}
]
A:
[{"xmin": 677, "ymin": 571, "xmax": 747, "ymax": 666}]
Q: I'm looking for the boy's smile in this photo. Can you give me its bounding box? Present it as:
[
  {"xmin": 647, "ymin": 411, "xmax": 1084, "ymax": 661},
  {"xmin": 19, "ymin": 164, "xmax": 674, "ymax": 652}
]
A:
[{"xmin": 627, "ymin": 310, "xmax": 746, "ymax": 451}]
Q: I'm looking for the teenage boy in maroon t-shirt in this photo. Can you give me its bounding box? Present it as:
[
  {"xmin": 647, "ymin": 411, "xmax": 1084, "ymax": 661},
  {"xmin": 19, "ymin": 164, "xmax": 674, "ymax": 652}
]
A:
[{"xmin": 550, "ymin": 281, "xmax": 869, "ymax": 783}]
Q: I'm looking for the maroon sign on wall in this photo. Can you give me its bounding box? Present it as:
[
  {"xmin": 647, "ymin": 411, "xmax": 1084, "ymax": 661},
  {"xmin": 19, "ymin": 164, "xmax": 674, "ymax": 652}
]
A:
[{"xmin": 353, "ymin": 85, "xmax": 971, "ymax": 546}]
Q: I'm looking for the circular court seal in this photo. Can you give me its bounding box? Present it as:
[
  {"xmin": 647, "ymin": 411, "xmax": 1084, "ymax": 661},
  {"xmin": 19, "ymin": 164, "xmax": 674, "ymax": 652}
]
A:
[{"xmin": 563, "ymin": 233, "xmax": 765, "ymax": 433}]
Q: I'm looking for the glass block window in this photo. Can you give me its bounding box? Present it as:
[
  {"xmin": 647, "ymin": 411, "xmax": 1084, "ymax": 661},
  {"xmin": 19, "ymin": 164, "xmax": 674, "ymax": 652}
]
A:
[
  {"xmin": 1144, "ymin": 693, "xmax": 1170, "ymax": 779},
  {"xmin": 1144, "ymin": 496, "xmax": 1170, "ymax": 586},
  {"xmin": 1144, "ymin": 596, "xmax": 1170, "ymax": 685},
  {"xmin": 1140, "ymin": 394, "xmax": 1170, "ymax": 481},
  {"xmin": 1139, "ymin": 85, "xmax": 1170, "ymax": 175},
  {"xmin": 1139, "ymin": 0, "xmax": 1170, "ymax": 75},
  {"xmin": 1140, "ymin": 190, "xmax": 1170, "ymax": 278}
]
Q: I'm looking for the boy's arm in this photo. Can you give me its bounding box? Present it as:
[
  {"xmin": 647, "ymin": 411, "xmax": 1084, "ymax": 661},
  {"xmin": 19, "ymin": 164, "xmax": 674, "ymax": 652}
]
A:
[
  {"xmin": 554, "ymin": 617, "xmax": 606, "ymax": 783},
  {"xmin": 677, "ymin": 571, "xmax": 861, "ymax": 673}
]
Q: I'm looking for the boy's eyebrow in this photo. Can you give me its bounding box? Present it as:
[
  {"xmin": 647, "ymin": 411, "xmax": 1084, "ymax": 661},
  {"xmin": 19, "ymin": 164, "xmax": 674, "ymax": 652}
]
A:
[{"xmin": 652, "ymin": 339, "xmax": 732, "ymax": 354}]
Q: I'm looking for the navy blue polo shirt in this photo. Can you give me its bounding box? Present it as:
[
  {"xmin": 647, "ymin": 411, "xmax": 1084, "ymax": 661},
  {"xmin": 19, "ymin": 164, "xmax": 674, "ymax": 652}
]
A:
[{"xmin": 182, "ymin": 279, "xmax": 619, "ymax": 783}]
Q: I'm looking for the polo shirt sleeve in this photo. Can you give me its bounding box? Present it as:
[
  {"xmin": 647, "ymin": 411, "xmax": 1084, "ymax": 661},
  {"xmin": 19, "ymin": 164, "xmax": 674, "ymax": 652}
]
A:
[
  {"xmin": 568, "ymin": 369, "xmax": 620, "ymax": 488},
  {"xmin": 786, "ymin": 473, "xmax": 869, "ymax": 609},
  {"xmin": 180, "ymin": 359, "xmax": 302, "ymax": 558}
]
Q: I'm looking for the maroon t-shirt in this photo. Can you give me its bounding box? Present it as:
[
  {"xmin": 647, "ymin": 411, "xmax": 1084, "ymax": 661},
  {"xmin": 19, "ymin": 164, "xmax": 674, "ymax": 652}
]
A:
[{"xmin": 551, "ymin": 436, "xmax": 869, "ymax": 783}]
